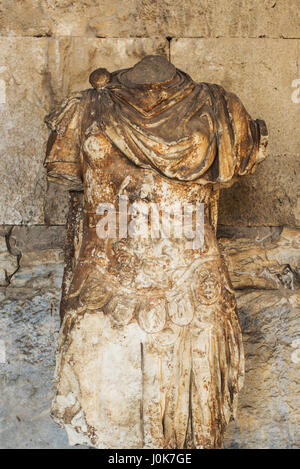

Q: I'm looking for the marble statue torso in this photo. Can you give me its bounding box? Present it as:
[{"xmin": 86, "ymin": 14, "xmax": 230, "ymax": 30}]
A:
[{"xmin": 44, "ymin": 56, "xmax": 267, "ymax": 449}]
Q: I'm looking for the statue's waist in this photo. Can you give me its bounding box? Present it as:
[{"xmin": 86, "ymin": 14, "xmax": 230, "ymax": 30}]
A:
[{"xmin": 84, "ymin": 204, "xmax": 210, "ymax": 231}]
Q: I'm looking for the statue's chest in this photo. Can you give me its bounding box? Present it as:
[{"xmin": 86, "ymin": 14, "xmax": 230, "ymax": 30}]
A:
[
  {"xmin": 79, "ymin": 130, "xmax": 221, "ymax": 297},
  {"xmin": 82, "ymin": 129, "xmax": 212, "ymax": 210}
]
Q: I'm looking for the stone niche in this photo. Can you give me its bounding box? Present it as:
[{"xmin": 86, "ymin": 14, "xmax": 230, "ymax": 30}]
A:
[{"xmin": 0, "ymin": 0, "xmax": 299, "ymax": 449}]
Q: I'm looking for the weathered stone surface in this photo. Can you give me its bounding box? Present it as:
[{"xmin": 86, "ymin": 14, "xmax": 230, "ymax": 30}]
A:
[
  {"xmin": 0, "ymin": 38, "xmax": 49, "ymax": 225},
  {"xmin": 7, "ymin": 225, "xmax": 65, "ymax": 292},
  {"xmin": 0, "ymin": 226, "xmax": 68, "ymax": 448},
  {"xmin": 0, "ymin": 0, "xmax": 299, "ymax": 39},
  {"xmin": 219, "ymin": 227, "xmax": 300, "ymax": 290},
  {"xmin": 171, "ymin": 38, "xmax": 300, "ymax": 226},
  {"xmin": 47, "ymin": 37, "xmax": 169, "ymax": 101},
  {"xmin": 0, "ymin": 289, "xmax": 69, "ymax": 449},
  {"xmin": 220, "ymin": 227, "xmax": 300, "ymax": 447},
  {"xmin": 219, "ymin": 153, "xmax": 300, "ymax": 226},
  {"xmin": 225, "ymin": 289, "xmax": 300, "ymax": 449},
  {"xmin": 0, "ymin": 225, "xmax": 83, "ymax": 448},
  {"xmin": 10, "ymin": 225, "xmax": 66, "ymax": 252},
  {"xmin": 222, "ymin": 228, "xmax": 300, "ymax": 448}
]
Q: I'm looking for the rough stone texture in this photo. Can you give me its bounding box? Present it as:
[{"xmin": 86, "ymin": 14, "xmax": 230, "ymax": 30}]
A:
[
  {"xmin": 219, "ymin": 228, "xmax": 300, "ymax": 447},
  {"xmin": 219, "ymin": 153, "xmax": 300, "ymax": 227},
  {"xmin": 47, "ymin": 37, "xmax": 168, "ymax": 101},
  {"xmin": 0, "ymin": 0, "xmax": 299, "ymax": 39},
  {"xmin": 6, "ymin": 226, "xmax": 65, "ymax": 296},
  {"xmin": 225, "ymin": 289, "xmax": 300, "ymax": 449},
  {"xmin": 0, "ymin": 290, "xmax": 69, "ymax": 449},
  {"xmin": 0, "ymin": 38, "xmax": 49, "ymax": 225},
  {"xmin": 0, "ymin": 226, "xmax": 68, "ymax": 448},
  {"xmin": 219, "ymin": 227, "xmax": 300, "ymax": 291},
  {"xmin": 171, "ymin": 38, "xmax": 300, "ymax": 226},
  {"xmin": 0, "ymin": 226, "xmax": 299, "ymax": 448}
]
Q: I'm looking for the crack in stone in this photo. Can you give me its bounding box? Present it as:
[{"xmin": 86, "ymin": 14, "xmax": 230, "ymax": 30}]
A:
[{"xmin": 4, "ymin": 226, "xmax": 22, "ymax": 285}]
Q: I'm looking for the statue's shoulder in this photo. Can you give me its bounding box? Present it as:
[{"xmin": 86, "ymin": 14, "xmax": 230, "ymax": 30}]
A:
[
  {"xmin": 198, "ymin": 81, "xmax": 251, "ymax": 120},
  {"xmin": 198, "ymin": 81, "xmax": 237, "ymax": 101},
  {"xmin": 44, "ymin": 89, "xmax": 96, "ymax": 136}
]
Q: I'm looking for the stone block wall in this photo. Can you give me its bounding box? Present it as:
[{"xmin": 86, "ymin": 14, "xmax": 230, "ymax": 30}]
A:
[{"xmin": 0, "ymin": 0, "xmax": 299, "ymax": 448}]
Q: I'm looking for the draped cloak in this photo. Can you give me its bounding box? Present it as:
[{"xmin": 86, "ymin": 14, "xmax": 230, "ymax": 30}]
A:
[{"xmin": 46, "ymin": 68, "xmax": 267, "ymax": 188}]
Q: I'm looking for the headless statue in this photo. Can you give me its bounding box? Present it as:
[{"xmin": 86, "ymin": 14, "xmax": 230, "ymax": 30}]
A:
[{"xmin": 44, "ymin": 55, "xmax": 268, "ymax": 449}]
